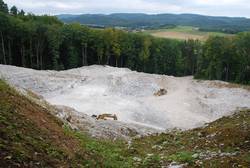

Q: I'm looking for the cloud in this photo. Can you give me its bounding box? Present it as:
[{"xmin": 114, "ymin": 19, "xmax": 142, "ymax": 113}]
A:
[{"xmin": 4, "ymin": 0, "xmax": 250, "ymax": 17}]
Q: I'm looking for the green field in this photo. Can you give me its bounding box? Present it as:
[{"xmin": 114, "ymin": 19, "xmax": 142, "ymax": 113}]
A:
[{"xmin": 142, "ymin": 26, "xmax": 234, "ymax": 41}]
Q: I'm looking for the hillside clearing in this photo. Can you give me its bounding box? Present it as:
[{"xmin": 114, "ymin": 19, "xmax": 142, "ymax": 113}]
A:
[
  {"xmin": 151, "ymin": 31, "xmax": 205, "ymax": 41},
  {"xmin": 143, "ymin": 26, "xmax": 234, "ymax": 41}
]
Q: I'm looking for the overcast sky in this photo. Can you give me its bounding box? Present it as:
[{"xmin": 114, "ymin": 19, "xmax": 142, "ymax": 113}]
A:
[{"xmin": 4, "ymin": 0, "xmax": 250, "ymax": 18}]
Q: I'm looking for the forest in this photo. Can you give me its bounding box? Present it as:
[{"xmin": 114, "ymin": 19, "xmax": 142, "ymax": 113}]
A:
[{"xmin": 0, "ymin": 0, "xmax": 249, "ymax": 84}]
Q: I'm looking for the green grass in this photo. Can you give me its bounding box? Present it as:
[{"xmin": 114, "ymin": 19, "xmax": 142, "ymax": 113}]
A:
[
  {"xmin": 141, "ymin": 26, "xmax": 234, "ymax": 40},
  {"xmin": 129, "ymin": 110, "xmax": 250, "ymax": 167},
  {"xmin": 0, "ymin": 80, "xmax": 69, "ymax": 167},
  {"xmin": 147, "ymin": 26, "xmax": 227, "ymax": 35},
  {"xmin": 63, "ymin": 125, "xmax": 133, "ymax": 168},
  {"xmin": 168, "ymin": 151, "xmax": 194, "ymax": 163},
  {"xmin": 0, "ymin": 79, "xmax": 135, "ymax": 168}
]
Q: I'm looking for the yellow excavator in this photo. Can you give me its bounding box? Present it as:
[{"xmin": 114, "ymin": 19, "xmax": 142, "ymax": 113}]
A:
[{"xmin": 95, "ymin": 114, "xmax": 118, "ymax": 121}]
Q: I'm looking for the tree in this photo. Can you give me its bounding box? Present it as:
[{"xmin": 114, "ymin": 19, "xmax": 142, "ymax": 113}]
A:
[
  {"xmin": 180, "ymin": 40, "xmax": 201, "ymax": 75},
  {"xmin": 112, "ymin": 30, "xmax": 121, "ymax": 67},
  {"xmin": 46, "ymin": 25, "xmax": 62, "ymax": 69},
  {"xmin": 67, "ymin": 45, "xmax": 78, "ymax": 68},
  {"xmin": 139, "ymin": 36, "xmax": 151, "ymax": 71},
  {"xmin": 235, "ymin": 33, "xmax": 250, "ymax": 84},
  {"xmin": 119, "ymin": 32, "xmax": 134, "ymax": 67},
  {"xmin": 10, "ymin": 6, "xmax": 18, "ymax": 16},
  {"xmin": 0, "ymin": 12, "xmax": 10, "ymax": 64},
  {"xmin": 0, "ymin": 0, "xmax": 8, "ymax": 13},
  {"xmin": 19, "ymin": 9, "xmax": 25, "ymax": 16},
  {"xmin": 0, "ymin": 0, "xmax": 249, "ymax": 84},
  {"xmin": 196, "ymin": 36, "xmax": 226, "ymax": 80}
]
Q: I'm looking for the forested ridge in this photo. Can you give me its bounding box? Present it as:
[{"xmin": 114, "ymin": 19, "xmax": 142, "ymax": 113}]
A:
[
  {"xmin": 0, "ymin": 0, "xmax": 249, "ymax": 84},
  {"xmin": 58, "ymin": 13, "xmax": 250, "ymax": 33}
]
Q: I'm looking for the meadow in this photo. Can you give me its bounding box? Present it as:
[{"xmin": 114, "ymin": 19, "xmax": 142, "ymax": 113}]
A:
[{"xmin": 142, "ymin": 26, "xmax": 234, "ymax": 41}]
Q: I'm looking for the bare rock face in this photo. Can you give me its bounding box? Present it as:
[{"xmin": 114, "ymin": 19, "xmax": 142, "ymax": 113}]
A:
[
  {"xmin": 54, "ymin": 105, "xmax": 158, "ymax": 140},
  {"xmin": 1, "ymin": 64, "xmax": 250, "ymax": 138}
]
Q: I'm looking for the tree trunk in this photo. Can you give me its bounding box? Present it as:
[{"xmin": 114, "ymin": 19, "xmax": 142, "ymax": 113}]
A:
[
  {"xmin": 40, "ymin": 48, "xmax": 43, "ymax": 69},
  {"xmin": 0, "ymin": 31, "xmax": 6, "ymax": 64},
  {"xmin": 20, "ymin": 42, "xmax": 25, "ymax": 67},
  {"xmin": 36, "ymin": 41, "xmax": 40, "ymax": 69},
  {"xmin": 106, "ymin": 56, "xmax": 109, "ymax": 65},
  {"xmin": 192, "ymin": 61, "xmax": 195, "ymax": 75},
  {"xmin": 120, "ymin": 56, "xmax": 122, "ymax": 67},
  {"xmin": 105, "ymin": 46, "xmax": 110, "ymax": 65},
  {"xmin": 82, "ymin": 47, "xmax": 85, "ymax": 66},
  {"xmin": 106, "ymin": 52, "xmax": 110, "ymax": 65},
  {"xmin": 143, "ymin": 59, "xmax": 146, "ymax": 72},
  {"xmin": 29, "ymin": 38, "xmax": 33, "ymax": 68},
  {"xmin": 23, "ymin": 45, "xmax": 26, "ymax": 67},
  {"xmin": 98, "ymin": 54, "xmax": 100, "ymax": 65},
  {"xmin": 82, "ymin": 46, "xmax": 85, "ymax": 66},
  {"xmin": 39, "ymin": 40, "xmax": 45, "ymax": 70},
  {"xmin": 85, "ymin": 43, "xmax": 88, "ymax": 66},
  {"xmin": 8, "ymin": 39, "xmax": 12, "ymax": 64},
  {"xmin": 226, "ymin": 62, "xmax": 229, "ymax": 81}
]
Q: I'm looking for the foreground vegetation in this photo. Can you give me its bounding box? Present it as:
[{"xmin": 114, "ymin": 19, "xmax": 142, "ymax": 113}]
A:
[
  {"xmin": 1, "ymin": 79, "xmax": 250, "ymax": 167},
  {"xmin": 131, "ymin": 110, "xmax": 250, "ymax": 167},
  {"xmin": 0, "ymin": 0, "xmax": 250, "ymax": 84}
]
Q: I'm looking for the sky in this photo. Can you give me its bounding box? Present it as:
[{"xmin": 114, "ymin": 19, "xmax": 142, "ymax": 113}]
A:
[{"xmin": 4, "ymin": 0, "xmax": 250, "ymax": 18}]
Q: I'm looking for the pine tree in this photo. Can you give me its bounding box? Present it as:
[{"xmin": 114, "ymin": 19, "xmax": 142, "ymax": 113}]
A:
[
  {"xmin": 10, "ymin": 6, "xmax": 18, "ymax": 16},
  {"xmin": 0, "ymin": 0, "xmax": 8, "ymax": 13}
]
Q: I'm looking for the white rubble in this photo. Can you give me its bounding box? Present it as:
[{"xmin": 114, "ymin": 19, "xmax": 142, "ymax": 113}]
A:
[
  {"xmin": 1, "ymin": 64, "xmax": 250, "ymax": 135},
  {"xmin": 54, "ymin": 105, "xmax": 157, "ymax": 140}
]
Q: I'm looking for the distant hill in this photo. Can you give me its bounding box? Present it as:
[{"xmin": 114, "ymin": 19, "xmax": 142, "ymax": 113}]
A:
[{"xmin": 57, "ymin": 13, "xmax": 250, "ymax": 33}]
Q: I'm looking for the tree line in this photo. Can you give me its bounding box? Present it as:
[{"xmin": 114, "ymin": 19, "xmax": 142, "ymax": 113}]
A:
[
  {"xmin": 0, "ymin": 0, "xmax": 249, "ymax": 84},
  {"xmin": 196, "ymin": 35, "xmax": 250, "ymax": 84}
]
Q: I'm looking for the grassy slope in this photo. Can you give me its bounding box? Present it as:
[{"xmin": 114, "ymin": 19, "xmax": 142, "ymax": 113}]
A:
[
  {"xmin": 131, "ymin": 110, "xmax": 250, "ymax": 167},
  {"xmin": 0, "ymin": 80, "xmax": 132, "ymax": 168},
  {"xmin": 0, "ymin": 79, "xmax": 249, "ymax": 167},
  {"xmin": 142, "ymin": 26, "xmax": 234, "ymax": 41}
]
